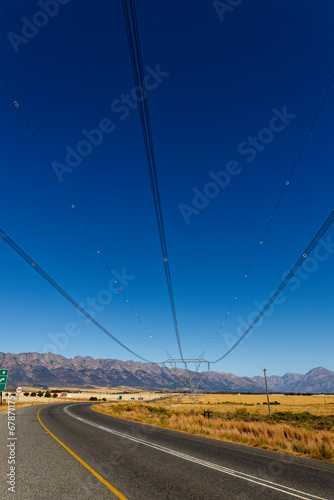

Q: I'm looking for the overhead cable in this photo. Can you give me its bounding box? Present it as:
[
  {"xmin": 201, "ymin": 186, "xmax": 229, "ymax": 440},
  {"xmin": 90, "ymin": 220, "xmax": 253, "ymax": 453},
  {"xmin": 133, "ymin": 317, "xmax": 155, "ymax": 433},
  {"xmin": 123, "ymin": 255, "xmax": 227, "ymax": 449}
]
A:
[
  {"xmin": 122, "ymin": 0, "xmax": 184, "ymax": 359},
  {"xmin": 200, "ymin": 73, "xmax": 334, "ymax": 358},
  {"xmin": 0, "ymin": 227, "xmax": 153, "ymax": 363},
  {"xmin": 0, "ymin": 72, "xmax": 168, "ymax": 357},
  {"xmin": 209, "ymin": 209, "xmax": 334, "ymax": 363}
]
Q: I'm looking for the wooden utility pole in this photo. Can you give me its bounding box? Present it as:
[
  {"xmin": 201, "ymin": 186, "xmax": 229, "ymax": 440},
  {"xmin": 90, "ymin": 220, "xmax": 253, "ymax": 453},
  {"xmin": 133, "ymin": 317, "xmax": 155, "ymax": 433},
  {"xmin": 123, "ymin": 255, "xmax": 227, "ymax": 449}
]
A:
[{"xmin": 263, "ymin": 369, "xmax": 271, "ymax": 416}]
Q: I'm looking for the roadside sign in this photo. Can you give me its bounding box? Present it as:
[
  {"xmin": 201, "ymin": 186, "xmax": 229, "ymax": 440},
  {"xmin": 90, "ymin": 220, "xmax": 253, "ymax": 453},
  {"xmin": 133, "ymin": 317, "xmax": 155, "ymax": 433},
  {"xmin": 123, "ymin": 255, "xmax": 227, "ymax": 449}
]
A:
[
  {"xmin": 16, "ymin": 386, "xmax": 23, "ymax": 394},
  {"xmin": 0, "ymin": 370, "xmax": 8, "ymax": 384},
  {"xmin": 0, "ymin": 370, "xmax": 9, "ymax": 392}
]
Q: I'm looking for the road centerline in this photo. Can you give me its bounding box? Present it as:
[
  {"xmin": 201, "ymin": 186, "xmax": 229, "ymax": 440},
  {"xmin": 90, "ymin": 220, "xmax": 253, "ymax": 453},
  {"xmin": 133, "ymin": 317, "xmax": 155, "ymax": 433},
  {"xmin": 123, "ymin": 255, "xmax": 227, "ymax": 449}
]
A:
[
  {"xmin": 37, "ymin": 407, "xmax": 128, "ymax": 500},
  {"xmin": 64, "ymin": 403, "xmax": 328, "ymax": 500}
]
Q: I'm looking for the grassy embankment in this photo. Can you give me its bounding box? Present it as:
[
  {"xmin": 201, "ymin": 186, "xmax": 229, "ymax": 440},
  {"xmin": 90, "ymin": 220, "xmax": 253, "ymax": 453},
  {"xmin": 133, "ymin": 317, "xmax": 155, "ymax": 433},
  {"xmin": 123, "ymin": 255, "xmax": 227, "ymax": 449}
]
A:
[{"xmin": 92, "ymin": 394, "xmax": 334, "ymax": 462}]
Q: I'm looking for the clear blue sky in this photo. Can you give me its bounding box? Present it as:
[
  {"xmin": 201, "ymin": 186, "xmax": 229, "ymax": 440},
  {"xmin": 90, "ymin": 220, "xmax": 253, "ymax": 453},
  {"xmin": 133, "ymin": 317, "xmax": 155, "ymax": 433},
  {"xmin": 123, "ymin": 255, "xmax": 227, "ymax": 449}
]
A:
[{"xmin": 0, "ymin": 0, "xmax": 333, "ymax": 377}]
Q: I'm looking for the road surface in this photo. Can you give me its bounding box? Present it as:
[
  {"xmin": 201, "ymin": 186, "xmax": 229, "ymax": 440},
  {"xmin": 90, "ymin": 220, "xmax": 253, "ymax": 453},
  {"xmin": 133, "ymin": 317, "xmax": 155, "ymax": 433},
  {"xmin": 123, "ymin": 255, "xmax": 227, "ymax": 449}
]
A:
[{"xmin": 0, "ymin": 402, "xmax": 333, "ymax": 499}]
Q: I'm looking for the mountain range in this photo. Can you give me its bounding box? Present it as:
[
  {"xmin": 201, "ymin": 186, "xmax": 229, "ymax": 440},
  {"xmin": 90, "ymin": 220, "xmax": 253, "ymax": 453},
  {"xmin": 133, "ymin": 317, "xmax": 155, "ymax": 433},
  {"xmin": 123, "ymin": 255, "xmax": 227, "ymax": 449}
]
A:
[{"xmin": 0, "ymin": 352, "xmax": 333, "ymax": 393}]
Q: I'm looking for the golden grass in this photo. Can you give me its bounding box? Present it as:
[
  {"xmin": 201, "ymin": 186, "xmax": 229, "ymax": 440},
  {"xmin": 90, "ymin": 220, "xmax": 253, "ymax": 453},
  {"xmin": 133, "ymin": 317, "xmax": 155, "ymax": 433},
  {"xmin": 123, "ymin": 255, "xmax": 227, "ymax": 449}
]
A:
[
  {"xmin": 92, "ymin": 399, "xmax": 334, "ymax": 463},
  {"xmin": 0, "ymin": 401, "xmax": 52, "ymax": 413},
  {"xmin": 172, "ymin": 393, "xmax": 334, "ymax": 416}
]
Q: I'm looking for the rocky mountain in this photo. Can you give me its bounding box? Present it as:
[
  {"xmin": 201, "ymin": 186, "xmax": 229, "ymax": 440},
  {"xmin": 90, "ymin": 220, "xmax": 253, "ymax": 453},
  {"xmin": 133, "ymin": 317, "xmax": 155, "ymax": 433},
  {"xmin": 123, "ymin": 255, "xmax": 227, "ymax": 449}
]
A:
[
  {"xmin": 252, "ymin": 368, "xmax": 334, "ymax": 393},
  {"xmin": 0, "ymin": 352, "xmax": 333, "ymax": 393}
]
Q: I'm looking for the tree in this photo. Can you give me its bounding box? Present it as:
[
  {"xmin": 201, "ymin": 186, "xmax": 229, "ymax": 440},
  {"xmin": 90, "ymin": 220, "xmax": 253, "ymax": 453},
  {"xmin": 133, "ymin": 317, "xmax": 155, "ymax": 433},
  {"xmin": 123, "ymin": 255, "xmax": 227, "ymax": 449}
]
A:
[
  {"xmin": 30, "ymin": 392, "xmax": 36, "ymax": 397},
  {"xmin": 44, "ymin": 391, "xmax": 51, "ymax": 398},
  {"xmin": 52, "ymin": 393, "xmax": 58, "ymax": 398},
  {"xmin": 24, "ymin": 392, "xmax": 29, "ymax": 396},
  {"xmin": 37, "ymin": 391, "xmax": 43, "ymax": 397}
]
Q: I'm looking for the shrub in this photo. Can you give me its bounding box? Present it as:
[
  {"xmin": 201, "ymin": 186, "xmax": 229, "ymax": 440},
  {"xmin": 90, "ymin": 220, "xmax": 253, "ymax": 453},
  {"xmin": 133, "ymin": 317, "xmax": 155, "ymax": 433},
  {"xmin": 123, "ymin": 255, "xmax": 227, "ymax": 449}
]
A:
[
  {"xmin": 318, "ymin": 443, "xmax": 334, "ymax": 460},
  {"xmin": 102, "ymin": 397, "xmax": 106, "ymax": 401},
  {"xmin": 44, "ymin": 391, "xmax": 51, "ymax": 397},
  {"xmin": 52, "ymin": 393, "xmax": 58, "ymax": 398},
  {"xmin": 23, "ymin": 392, "xmax": 29, "ymax": 396},
  {"xmin": 30, "ymin": 392, "xmax": 36, "ymax": 397},
  {"xmin": 37, "ymin": 391, "xmax": 43, "ymax": 397},
  {"xmin": 146, "ymin": 405, "xmax": 168, "ymax": 414},
  {"xmin": 235, "ymin": 408, "xmax": 249, "ymax": 416},
  {"xmin": 89, "ymin": 396, "xmax": 98, "ymax": 401}
]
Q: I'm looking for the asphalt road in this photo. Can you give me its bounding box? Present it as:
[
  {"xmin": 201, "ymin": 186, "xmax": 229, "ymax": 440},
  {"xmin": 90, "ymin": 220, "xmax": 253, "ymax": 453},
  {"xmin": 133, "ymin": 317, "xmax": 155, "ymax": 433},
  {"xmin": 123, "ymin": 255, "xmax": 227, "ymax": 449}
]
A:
[{"xmin": 1, "ymin": 402, "xmax": 333, "ymax": 499}]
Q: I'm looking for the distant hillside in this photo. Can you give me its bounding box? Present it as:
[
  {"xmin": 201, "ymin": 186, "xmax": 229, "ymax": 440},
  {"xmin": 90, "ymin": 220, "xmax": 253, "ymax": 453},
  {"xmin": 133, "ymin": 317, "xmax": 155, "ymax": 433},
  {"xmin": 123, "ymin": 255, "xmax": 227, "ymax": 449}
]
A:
[
  {"xmin": 0, "ymin": 352, "xmax": 333, "ymax": 393},
  {"xmin": 252, "ymin": 367, "xmax": 334, "ymax": 393}
]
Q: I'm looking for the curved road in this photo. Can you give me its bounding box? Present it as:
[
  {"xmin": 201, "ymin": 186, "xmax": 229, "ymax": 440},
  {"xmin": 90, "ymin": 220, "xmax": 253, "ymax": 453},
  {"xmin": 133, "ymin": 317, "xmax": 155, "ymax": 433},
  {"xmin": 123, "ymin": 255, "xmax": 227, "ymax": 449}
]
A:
[{"xmin": 1, "ymin": 402, "xmax": 333, "ymax": 499}]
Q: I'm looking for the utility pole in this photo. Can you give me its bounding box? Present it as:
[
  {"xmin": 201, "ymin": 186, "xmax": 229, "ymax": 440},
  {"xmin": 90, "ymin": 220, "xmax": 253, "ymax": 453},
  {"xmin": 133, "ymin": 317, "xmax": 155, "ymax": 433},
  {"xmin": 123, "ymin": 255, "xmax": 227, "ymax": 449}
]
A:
[{"xmin": 263, "ymin": 369, "xmax": 271, "ymax": 416}]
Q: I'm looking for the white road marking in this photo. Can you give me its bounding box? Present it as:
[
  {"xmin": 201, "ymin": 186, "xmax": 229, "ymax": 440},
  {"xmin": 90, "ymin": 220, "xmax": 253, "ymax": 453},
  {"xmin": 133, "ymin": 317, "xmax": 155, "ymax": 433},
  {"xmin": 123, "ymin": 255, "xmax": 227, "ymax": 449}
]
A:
[{"xmin": 63, "ymin": 404, "xmax": 328, "ymax": 500}]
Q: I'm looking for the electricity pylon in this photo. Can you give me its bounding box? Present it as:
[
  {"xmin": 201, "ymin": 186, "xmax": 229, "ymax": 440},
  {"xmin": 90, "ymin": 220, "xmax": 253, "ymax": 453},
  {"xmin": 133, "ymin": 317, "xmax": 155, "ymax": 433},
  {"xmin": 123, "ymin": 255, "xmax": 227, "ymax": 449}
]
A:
[{"xmin": 161, "ymin": 358, "xmax": 210, "ymax": 403}]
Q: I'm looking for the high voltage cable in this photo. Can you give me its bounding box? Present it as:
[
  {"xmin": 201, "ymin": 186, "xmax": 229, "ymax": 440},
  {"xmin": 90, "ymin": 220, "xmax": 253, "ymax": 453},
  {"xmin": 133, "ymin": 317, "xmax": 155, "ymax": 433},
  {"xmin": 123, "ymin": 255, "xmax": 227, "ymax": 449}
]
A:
[
  {"xmin": 200, "ymin": 73, "xmax": 334, "ymax": 358},
  {"xmin": 122, "ymin": 0, "xmax": 182, "ymax": 359},
  {"xmin": 0, "ymin": 72, "xmax": 168, "ymax": 357},
  {"xmin": 0, "ymin": 227, "xmax": 153, "ymax": 363},
  {"xmin": 122, "ymin": 0, "xmax": 183, "ymax": 359},
  {"xmin": 209, "ymin": 209, "xmax": 334, "ymax": 363}
]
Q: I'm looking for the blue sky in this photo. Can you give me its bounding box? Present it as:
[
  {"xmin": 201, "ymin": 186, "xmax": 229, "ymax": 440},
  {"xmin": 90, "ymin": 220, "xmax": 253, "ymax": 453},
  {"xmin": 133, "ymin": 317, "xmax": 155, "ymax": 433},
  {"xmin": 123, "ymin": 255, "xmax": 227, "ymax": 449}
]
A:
[{"xmin": 0, "ymin": 0, "xmax": 333, "ymax": 377}]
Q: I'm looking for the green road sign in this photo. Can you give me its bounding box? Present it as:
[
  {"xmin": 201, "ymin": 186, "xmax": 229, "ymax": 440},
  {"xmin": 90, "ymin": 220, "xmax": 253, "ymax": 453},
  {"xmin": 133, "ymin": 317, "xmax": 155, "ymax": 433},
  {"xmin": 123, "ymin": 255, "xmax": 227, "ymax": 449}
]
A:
[{"xmin": 0, "ymin": 370, "xmax": 9, "ymax": 391}]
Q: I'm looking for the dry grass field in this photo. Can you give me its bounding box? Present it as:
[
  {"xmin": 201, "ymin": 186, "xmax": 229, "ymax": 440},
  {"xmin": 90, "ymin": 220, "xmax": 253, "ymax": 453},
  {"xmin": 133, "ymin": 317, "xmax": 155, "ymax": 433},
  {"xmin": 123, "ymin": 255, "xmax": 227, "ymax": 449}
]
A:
[
  {"xmin": 93, "ymin": 393, "xmax": 334, "ymax": 462},
  {"xmin": 0, "ymin": 386, "xmax": 164, "ymax": 412},
  {"xmin": 173, "ymin": 393, "xmax": 334, "ymax": 416},
  {"xmin": 2, "ymin": 388, "xmax": 333, "ymax": 462}
]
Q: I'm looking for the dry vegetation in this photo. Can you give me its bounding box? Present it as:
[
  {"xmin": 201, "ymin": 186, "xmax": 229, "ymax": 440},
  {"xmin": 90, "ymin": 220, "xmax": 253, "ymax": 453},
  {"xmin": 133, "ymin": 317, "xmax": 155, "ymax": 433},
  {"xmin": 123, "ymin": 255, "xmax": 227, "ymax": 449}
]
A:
[
  {"xmin": 177, "ymin": 393, "xmax": 334, "ymax": 416},
  {"xmin": 0, "ymin": 401, "xmax": 46, "ymax": 413},
  {"xmin": 92, "ymin": 394, "xmax": 334, "ymax": 462}
]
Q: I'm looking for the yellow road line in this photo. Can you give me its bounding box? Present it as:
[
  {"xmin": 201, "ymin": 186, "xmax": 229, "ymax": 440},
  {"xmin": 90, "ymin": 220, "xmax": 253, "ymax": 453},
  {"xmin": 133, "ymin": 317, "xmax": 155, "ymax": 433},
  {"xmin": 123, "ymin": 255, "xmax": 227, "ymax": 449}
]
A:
[
  {"xmin": 37, "ymin": 408, "xmax": 128, "ymax": 500},
  {"xmin": 92, "ymin": 407, "xmax": 334, "ymax": 474}
]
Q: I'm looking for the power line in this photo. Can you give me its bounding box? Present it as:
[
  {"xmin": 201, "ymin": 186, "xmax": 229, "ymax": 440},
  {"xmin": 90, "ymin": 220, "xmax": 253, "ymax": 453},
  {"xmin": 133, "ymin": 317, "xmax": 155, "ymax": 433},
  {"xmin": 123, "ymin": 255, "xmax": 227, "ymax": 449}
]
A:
[
  {"xmin": 200, "ymin": 73, "xmax": 334, "ymax": 358},
  {"xmin": 0, "ymin": 227, "xmax": 153, "ymax": 363},
  {"xmin": 0, "ymin": 72, "xmax": 167, "ymax": 357},
  {"xmin": 122, "ymin": 0, "xmax": 184, "ymax": 359},
  {"xmin": 209, "ymin": 209, "xmax": 334, "ymax": 363}
]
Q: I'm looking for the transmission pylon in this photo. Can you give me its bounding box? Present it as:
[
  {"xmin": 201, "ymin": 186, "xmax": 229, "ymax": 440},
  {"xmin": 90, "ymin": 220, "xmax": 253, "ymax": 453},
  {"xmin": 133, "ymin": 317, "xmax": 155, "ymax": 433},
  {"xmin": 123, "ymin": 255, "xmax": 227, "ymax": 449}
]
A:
[{"xmin": 161, "ymin": 358, "xmax": 209, "ymax": 403}]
